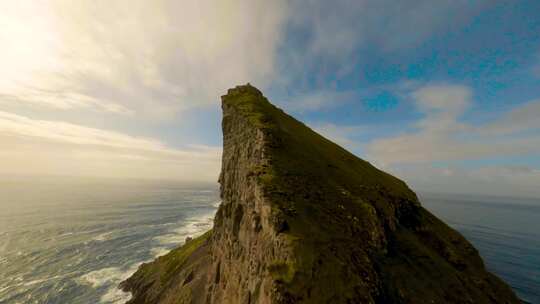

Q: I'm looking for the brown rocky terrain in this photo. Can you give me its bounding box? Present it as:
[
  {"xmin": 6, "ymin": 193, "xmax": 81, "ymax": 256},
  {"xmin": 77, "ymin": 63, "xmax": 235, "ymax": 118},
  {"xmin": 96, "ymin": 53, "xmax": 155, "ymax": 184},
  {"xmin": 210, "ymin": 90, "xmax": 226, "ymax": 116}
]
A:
[{"xmin": 121, "ymin": 84, "xmax": 520, "ymax": 304}]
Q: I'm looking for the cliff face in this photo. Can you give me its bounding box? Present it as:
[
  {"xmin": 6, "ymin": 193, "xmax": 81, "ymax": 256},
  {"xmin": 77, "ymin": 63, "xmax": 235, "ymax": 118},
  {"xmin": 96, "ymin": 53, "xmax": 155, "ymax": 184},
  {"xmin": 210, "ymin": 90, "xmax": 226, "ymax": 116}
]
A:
[{"xmin": 121, "ymin": 84, "xmax": 520, "ymax": 304}]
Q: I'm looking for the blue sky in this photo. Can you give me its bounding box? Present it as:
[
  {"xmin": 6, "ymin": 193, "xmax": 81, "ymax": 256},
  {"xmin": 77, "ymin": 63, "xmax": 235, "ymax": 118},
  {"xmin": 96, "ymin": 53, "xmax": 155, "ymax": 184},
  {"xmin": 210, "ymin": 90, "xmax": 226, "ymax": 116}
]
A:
[{"xmin": 1, "ymin": 1, "xmax": 540, "ymax": 197}]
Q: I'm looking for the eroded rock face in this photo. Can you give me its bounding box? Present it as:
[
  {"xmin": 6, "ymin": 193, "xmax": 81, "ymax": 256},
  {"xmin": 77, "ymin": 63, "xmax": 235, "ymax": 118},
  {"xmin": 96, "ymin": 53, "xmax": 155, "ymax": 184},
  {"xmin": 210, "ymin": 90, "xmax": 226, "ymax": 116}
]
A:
[
  {"xmin": 207, "ymin": 88, "xmax": 294, "ymax": 303},
  {"xmin": 121, "ymin": 84, "xmax": 520, "ymax": 304}
]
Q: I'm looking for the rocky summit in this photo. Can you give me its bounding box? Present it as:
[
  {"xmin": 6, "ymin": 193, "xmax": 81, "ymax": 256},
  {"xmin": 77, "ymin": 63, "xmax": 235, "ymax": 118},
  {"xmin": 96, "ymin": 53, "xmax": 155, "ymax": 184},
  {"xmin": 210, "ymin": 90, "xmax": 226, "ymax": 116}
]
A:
[{"xmin": 121, "ymin": 84, "xmax": 520, "ymax": 304}]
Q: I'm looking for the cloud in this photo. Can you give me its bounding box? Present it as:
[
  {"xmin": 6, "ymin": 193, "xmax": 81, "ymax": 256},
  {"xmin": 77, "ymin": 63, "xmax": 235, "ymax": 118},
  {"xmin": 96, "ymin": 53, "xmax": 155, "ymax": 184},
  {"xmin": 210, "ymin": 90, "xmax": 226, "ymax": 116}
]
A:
[
  {"xmin": 479, "ymin": 99, "xmax": 540, "ymax": 135},
  {"xmin": 311, "ymin": 122, "xmax": 365, "ymax": 149},
  {"xmin": 366, "ymin": 84, "xmax": 540, "ymax": 166},
  {"xmin": 0, "ymin": 91, "xmax": 132, "ymax": 115},
  {"xmin": 0, "ymin": 111, "xmax": 221, "ymax": 181},
  {"xmin": 412, "ymin": 85, "xmax": 471, "ymax": 115},
  {"xmin": 411, "ymin": 84, "xmax": 472, "ymax": 133},
  {"xmin": 282, "ymin": 0, "xmax": 489, "ymax": 75},
  {"xmin": 0, "ymin": 1, "xmax": 287, "ymax": 120},
  {"xmin": 0, "ymin": 0, "xmax": 490, "ymax": 119},
  {"xmin": 284, "ymin": 90, "xmax": 356, "ymax": 112},
  {"xmin": 388, "ymin": 164, "xmax": 540, "ymax": 199}
]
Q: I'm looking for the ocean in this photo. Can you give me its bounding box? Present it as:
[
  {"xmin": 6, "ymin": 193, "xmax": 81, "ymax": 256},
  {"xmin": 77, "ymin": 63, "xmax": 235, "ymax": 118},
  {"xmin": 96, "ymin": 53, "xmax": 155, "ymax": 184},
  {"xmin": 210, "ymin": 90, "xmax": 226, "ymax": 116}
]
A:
[
  {"xmin": 0, "ymin": 178, "xmax": 538, "ymax": 303},
  {"xmin": 0, "ymin": 177, "xmax": 219, "ymax": 304},
  {"xmin": 420, "ymin": 192, "xmax": 540, "ymax": 303}
]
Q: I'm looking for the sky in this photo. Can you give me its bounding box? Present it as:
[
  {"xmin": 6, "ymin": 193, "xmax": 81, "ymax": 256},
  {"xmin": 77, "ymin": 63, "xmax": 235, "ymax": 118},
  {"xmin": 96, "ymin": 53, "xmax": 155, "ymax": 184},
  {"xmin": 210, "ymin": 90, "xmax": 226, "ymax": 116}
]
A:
[{"xmin": 1, "ymin": 1, "xmax": 540, "ymax": 197}]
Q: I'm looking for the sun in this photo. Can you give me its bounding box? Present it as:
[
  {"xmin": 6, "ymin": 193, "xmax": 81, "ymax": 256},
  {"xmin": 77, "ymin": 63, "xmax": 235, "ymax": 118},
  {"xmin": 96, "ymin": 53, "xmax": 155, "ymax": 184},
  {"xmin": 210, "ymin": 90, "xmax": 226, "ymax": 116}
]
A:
[{"xmin": 0, "ymin": 2, "xmax": 62, "ymax": 93}]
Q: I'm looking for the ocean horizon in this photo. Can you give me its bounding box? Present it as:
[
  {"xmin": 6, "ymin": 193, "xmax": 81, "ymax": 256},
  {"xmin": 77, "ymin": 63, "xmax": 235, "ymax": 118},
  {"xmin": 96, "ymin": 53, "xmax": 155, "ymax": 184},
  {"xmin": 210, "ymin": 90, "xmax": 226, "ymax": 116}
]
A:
[{"xmin": 0, "ymin": 177, "xmax": 538, "ymax": 303}]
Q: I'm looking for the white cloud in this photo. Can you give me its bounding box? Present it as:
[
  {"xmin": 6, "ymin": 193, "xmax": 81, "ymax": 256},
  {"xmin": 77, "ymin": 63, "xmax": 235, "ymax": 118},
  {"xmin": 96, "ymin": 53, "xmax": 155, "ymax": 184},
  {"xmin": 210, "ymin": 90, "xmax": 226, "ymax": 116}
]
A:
[
  {"xmin": 284, "ymin": 90, "xmax": 356, "ymax": 112},
  {"xmin": 389, "ymin": 164, "xmax": 540, "ymax": 199},
  {"xmin": 479, "ymin": 99, "xmax": 540, "ymax": 135},
  {"xmin": 412, "ymin": 84, "xmax": 471, "ymax": 115},
  {"xmin": 412, "ymin": 84, "xmax": 471, "ymax": 133},
  {"xmin": 311, "ymin": 122, "xmax": 364, "ymax": 149},
  {"xmin": 355, "ymin": 83, "xmax": 540, "ymax": 197},
  {"xmin": 0, "ymin": 111, "xmax": 221, "ymax": 181},
  {"xmin": 366, "ymin": 84, "xmax": 540, "ymax": 166},
  {"xmin": 0, "ymin": 91, "xmax": 133, "ymax": 115},
  {"xmin": 0, "ymin": 1, "xmax": 287, "ymax": 119}
]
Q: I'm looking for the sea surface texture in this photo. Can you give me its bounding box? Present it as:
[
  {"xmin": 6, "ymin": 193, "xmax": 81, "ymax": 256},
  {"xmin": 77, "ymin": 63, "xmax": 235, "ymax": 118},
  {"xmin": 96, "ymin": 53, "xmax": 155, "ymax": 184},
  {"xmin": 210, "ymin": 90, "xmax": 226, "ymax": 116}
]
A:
[
  {"xmin": 0, "ymin": 178, "xmax": 538, "ymax": 303},
  {"xmin": 420, "ymin": 192, "xmax": 540, "ymax": 304},
  {"xmin": 0, "ymin": 178, "xmax": 219, "ymax": 304}
]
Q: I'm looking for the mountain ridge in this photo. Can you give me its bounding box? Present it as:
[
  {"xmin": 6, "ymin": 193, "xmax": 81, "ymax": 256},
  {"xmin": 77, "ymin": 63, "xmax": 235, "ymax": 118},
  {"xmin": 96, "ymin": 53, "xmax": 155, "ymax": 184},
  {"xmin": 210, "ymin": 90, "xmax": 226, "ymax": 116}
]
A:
[{"xmin": 121, "ymin": 84, "xmax": 520, "ymax": 304}]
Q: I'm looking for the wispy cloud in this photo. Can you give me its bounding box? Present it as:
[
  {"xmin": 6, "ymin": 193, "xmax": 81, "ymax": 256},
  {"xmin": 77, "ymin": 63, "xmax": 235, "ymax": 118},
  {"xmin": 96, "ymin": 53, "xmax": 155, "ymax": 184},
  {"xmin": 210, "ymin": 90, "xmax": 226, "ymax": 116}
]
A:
[
  {"xmin": 366, "ymin": 84, "xmax": 540, "ymax": 166},
  {"xmin": 284, "ymin": 90, "xmax": 356, "ymax": 112},
  {"xmin": 479, "ymin": 99, "xmax": 540, "ymax": 135},
  {"xmin": 311, "ymin": 122, "xmax": 365, "ymax": 149},
  {"xmin": 0, "ymin": 110, "xmax": 221, "ymax": 181},
  {"xmin": 389, "ymin": 164, "xmax": 540, "ymax": 199},
  {"xmin": 0, "ymin": 91, "xmax": 132, "ymax": 114}
]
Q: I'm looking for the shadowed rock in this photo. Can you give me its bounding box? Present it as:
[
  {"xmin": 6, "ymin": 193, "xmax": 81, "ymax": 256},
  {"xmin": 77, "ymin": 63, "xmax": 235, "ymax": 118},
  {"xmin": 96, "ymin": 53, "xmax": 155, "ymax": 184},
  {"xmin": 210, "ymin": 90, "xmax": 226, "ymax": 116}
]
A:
[{"xmin": 121, "ymin": 84, "xmax": 520, "ymax": 304}]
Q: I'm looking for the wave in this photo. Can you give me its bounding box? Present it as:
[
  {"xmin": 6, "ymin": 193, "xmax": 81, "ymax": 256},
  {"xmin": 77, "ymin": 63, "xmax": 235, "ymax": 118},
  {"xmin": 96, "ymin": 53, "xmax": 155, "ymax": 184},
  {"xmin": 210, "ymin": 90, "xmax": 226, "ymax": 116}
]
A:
[
  {"xmin": 80, "ymin": 267, "xmax": 127, "ymax": 288},
  {"xmin": 79, "ymin": 264, "xmax": 140, "ymax": 304},
  {"xmin": 78, "ymin": 210, "xmax": 216, "ymax": 304},
  {"xmin": 150, "ymin": 247, "xmax": 170, "ymax": 258},
  {"xmin": 101, "ymin": 286, "xmax": 132, "ymax": 304},
  {"xmin": 153, "ymin": 213, "xmax": 214, "ymax": 247},
  {"xmin": 93, "ymin": 231, "xmax": 114, "ymax": 242}
]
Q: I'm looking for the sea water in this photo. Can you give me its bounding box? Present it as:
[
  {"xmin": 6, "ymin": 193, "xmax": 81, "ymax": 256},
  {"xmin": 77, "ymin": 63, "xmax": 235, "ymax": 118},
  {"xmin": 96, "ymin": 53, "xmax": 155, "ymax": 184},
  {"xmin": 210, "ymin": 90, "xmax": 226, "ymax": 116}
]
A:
[
  {"xmin": 0, "ymin": 177, "xmax": 219, "ymax": 304},
  {"xmin": 420, "ymin": 192, "xmax": 540, "ymax": 303},
  {"xmin": 0, "ymin": 178, "xmax": 538, "ymax": 303}
]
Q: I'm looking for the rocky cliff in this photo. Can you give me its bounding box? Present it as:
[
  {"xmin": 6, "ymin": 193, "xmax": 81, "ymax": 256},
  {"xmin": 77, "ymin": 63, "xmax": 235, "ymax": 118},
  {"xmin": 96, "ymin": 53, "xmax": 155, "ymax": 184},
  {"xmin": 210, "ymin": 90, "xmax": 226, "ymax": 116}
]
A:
[{"xmin": 121, "ymin": 84, "xmax": 520, "ymax": 304}]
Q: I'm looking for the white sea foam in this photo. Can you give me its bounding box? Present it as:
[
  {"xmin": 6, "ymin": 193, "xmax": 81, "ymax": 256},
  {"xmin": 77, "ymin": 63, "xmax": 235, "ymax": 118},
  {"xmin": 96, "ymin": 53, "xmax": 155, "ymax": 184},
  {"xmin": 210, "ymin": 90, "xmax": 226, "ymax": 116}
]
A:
[
  {"xmin": 23, "ymin": 275, "xmax": 61, "ymax": 287},
  {"xmin": 93, "ymin": 231, "xmax": 114, "ymax": 242},
  {"xmin": 150, "ymin": 247, "xmax": 170, "ymax": 258},
  {"xmin": 80, "ymin": 263, "xmax": 141, "ymax": 304},
  {"xmin": 80, "ymin": 267, "xmax": 126, "ymax": 288},
  {"xmin": 148, "ymin": 212, "xmax": 215, "ymax": 259},
  {"xmin": 0, "ymin": 285, "xmax": 11, "ymax": 294},
  {"xmin": 0, "ymin": 234, "xmax": 9, "ymax": 253},
  {"xmin": 81, "ymin": 210, "xmax": 216, "ymax": 304},
  {"xmin": 100, "ymin": 284, "xmax": 132, "ymax": 304},
  {"xmin": 154, "ymin": 213, "xmax": 214, "ymax": 246}
]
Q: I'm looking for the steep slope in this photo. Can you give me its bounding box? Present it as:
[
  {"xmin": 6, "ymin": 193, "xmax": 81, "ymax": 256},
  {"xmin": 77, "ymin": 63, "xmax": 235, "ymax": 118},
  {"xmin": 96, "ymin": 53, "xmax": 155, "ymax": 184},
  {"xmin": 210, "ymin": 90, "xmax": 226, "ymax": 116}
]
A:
[{"xmin": 121, "ymin": 84, "xmax": 520, "ymax": 304}]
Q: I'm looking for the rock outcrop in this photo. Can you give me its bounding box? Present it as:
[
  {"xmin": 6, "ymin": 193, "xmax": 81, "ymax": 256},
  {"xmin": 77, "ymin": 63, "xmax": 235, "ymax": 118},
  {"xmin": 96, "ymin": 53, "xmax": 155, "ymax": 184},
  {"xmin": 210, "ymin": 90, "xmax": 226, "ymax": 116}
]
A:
[{"xmin": 121, "ymin": 84, "xmax": 520, "ymax": 304}]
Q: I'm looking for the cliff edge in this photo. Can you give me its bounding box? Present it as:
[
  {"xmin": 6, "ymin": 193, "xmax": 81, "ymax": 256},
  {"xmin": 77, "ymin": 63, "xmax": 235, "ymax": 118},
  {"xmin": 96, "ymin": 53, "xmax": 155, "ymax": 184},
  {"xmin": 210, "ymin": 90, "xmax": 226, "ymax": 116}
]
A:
[{"xmin": 121, "ymin": 84, "xmax": 520, "ymax": 304}]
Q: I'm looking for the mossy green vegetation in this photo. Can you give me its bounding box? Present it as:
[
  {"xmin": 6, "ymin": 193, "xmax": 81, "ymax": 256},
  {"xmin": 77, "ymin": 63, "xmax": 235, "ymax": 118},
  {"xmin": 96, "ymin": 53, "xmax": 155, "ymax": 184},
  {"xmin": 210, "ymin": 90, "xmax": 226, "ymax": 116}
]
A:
[
  {"xmin": 135, "ymin": 230, "xmax": 212, "ymax": 283},
  {"xmin": 222, "ymin": 84, "xmax": 280, "ymax": 130},
  {"xmin": 267, "ymin": 260, "xmax": 297, "ymax": 284},
  {"xmin": 121, "ymin": 230, "xmax": 212, "ymax": 304},
  {"xmin": 161, "ymin": 230, "xmax": 212, "ymax": 282}
]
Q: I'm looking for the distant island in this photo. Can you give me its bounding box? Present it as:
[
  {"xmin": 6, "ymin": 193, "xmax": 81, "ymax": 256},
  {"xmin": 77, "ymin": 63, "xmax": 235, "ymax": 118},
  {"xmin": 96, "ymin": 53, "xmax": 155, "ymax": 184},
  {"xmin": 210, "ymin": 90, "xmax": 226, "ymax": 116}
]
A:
[{"xmin": 121, "ymin": 84, "xmax": 520, "ymax": 303}]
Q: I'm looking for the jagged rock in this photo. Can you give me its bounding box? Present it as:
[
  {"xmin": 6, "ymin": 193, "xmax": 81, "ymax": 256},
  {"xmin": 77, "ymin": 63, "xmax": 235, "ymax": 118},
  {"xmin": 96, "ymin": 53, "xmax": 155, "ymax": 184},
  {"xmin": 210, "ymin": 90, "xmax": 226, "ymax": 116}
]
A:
[{"xmin": 121, "ymin": 84, "xmax": 520, "ymax": 304}]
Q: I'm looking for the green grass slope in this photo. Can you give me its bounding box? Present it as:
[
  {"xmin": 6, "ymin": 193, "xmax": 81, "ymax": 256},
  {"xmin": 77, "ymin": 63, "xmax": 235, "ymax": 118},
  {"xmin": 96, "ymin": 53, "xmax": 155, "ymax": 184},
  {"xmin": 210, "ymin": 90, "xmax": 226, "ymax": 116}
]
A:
[{"xmin": 221, "ymin": 84, "xmax": 519, "ymax": 303}]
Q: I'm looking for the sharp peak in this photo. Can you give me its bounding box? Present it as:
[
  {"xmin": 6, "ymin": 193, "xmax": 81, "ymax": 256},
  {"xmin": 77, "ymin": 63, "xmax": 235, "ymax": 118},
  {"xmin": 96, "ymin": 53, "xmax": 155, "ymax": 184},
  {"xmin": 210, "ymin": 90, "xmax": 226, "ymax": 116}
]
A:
[{"xmin": 222, "ymin": 83, "xmax": 264, "ymax": 99}]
